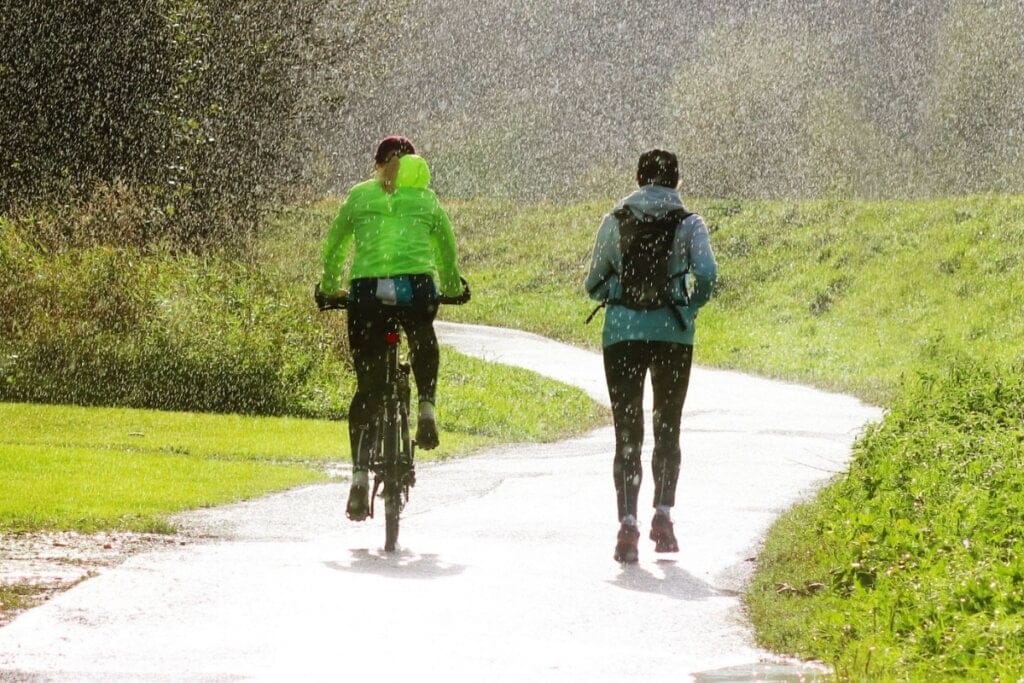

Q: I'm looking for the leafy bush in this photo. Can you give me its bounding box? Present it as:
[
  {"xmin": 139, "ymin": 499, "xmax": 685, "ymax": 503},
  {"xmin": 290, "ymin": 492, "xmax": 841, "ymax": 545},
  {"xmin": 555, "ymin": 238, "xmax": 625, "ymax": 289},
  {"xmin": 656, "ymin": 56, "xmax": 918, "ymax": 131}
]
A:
[{"xmin": 0, "ymin": 218, "xmax": 351, "ymax": 417}]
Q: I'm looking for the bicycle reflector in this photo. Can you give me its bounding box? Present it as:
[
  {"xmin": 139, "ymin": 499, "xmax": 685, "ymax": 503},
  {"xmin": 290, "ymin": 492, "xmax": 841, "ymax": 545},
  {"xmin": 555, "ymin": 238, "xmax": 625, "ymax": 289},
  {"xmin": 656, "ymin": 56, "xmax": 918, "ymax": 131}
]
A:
[{"xmin": 385, "ymin": 331, "xmax": 401, "ymax": 345}]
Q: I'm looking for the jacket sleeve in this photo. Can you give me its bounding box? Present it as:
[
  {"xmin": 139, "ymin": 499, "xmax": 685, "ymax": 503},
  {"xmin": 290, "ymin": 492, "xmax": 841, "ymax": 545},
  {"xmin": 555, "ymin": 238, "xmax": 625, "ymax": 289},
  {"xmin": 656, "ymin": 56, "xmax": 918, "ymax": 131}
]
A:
[
  {"xmin": 431, "ymin": 205, "xmax": 463, "ymax": 297},
  {"xmin": 685, "ymin": 215, "xmax": 717, "ymax": 309},
  {"xmin": 584, "ymin": 214, "xmax": 617, "ymax": 301},
  {"xmin": 319, "ymin": 199, "xmax": 354, "ymax": 294}
]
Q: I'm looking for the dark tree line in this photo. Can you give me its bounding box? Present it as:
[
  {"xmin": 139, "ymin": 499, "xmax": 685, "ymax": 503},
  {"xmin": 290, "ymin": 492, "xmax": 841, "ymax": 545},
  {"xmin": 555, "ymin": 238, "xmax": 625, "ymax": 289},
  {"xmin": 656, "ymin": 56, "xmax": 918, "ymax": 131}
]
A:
[{"xmin": 1, "ymin": 0, "xmax": 393, "ymax": 246}]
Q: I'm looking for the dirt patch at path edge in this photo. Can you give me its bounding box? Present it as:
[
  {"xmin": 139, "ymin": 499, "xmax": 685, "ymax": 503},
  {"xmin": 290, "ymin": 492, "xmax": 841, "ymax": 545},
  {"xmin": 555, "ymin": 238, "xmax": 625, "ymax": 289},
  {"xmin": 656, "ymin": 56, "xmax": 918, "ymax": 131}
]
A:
[{"xmin": 0, "ymin": 531, "xmax": 194, "ymax": 628}]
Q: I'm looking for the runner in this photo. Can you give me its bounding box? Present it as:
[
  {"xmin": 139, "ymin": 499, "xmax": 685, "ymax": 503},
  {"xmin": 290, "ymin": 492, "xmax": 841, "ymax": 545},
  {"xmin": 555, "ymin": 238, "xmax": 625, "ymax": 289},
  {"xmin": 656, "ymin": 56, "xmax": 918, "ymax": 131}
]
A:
[{"xmin": 585, "ymin": 149, "xmax": 718, "ymax": 562}]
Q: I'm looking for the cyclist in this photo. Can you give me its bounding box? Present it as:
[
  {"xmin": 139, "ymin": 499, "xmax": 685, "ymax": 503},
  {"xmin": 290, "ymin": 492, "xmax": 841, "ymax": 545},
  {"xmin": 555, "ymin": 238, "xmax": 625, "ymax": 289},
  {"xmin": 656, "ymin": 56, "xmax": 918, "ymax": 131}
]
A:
[
  {"xmin": 317, "ymin": 136, "xmax": 465, "ymax": 521},
  {"xmin": 585, "ymin": 149, "xmax": 717, "ymax": 563}
]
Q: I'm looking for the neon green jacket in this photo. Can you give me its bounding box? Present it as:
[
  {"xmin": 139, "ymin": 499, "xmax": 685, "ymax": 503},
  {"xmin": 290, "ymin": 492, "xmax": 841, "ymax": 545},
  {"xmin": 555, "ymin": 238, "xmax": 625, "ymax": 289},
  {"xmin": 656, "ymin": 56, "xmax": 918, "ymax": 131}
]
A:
[{"xmin": 319, "ymin": 154, "xmax": 463, "ymax": 296}]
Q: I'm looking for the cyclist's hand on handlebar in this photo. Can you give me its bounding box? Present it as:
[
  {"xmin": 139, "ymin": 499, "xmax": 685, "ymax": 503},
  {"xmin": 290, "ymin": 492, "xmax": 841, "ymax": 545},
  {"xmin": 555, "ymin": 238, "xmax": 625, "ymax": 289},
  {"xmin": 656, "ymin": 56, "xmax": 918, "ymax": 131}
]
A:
[
  {"xmin": 440, "ymin": 277, "xmax": 471, "ymax": 305},
  {"xmin": 314, "ymin": 283, "xmax": 349, "ymax": 311}
]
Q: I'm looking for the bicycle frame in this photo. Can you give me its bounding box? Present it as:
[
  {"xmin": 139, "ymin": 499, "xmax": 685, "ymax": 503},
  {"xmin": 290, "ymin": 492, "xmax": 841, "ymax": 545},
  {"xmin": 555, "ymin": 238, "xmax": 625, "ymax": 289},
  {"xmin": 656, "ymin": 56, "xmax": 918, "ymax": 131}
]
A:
[
  {"xmin": 319, "ymin": 299, "xmax": 415, "ymax": 551},
  {"xmin": 370, "ymin": 320, "xmax": 414, "ymax": 551}
]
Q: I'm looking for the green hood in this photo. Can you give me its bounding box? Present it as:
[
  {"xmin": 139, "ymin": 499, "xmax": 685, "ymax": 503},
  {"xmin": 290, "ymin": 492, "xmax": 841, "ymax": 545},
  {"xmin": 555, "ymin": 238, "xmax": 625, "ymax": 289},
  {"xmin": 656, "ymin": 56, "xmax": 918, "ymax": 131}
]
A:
[{"xmin": 396, "ymin": 154, "xmax": 431, "ymax": 189}]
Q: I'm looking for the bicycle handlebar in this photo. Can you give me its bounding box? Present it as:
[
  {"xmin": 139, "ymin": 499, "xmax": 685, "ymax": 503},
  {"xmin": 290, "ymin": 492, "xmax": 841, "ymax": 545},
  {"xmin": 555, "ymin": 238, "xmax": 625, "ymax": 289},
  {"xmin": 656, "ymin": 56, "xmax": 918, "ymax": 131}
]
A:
[
  {"xmin": 315, "ymin": 278, "xmax": 471, "ymax": 311},
  {"xmin": 439, "ymin": 277, "xmax": 472, "ymax": 306}
]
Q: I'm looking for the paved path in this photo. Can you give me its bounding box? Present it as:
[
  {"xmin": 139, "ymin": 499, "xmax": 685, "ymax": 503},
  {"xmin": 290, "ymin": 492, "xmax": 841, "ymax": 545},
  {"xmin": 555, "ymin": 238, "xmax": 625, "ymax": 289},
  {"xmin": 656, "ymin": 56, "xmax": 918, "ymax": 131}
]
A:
[{"xmin": 0, "ymin": 322, "xmax": 881, "ymax": 681}]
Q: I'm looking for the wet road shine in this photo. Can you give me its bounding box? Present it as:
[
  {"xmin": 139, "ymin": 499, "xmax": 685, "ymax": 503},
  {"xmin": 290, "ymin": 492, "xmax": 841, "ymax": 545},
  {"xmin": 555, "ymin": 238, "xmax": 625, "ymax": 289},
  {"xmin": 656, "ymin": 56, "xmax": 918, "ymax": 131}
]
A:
[{"xmin": 0, "ymin": 322, "xmax": 880, "ymax": 681}]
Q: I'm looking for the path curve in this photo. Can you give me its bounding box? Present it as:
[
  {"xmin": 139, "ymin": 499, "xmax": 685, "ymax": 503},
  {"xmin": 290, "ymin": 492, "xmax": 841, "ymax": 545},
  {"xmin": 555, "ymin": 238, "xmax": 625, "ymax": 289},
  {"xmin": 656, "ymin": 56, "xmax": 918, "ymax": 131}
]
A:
[{"xmin": 0, "ymin": 322, "xmax": 881, "ymax": 681}]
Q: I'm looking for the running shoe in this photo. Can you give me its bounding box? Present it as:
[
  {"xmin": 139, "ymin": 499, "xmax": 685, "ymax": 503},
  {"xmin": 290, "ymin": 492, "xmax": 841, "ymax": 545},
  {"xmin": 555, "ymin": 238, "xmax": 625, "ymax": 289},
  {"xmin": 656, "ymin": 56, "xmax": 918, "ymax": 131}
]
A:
[
  {"xmin": 614, "ymin": 523, "xmax": 640, "ymax": 563},
  {"xmin": 650, "ymin": 513, "xmax": 679, "ymax": 553}
]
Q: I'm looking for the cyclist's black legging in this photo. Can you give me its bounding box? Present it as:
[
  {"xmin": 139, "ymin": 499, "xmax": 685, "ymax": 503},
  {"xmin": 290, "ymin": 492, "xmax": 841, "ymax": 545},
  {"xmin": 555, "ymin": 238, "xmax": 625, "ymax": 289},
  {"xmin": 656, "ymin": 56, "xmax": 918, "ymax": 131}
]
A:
[
  {"xmin": 346, "ymin": 275, "xmax": 439, "ymax": 466},
  {"xmin": 604, "ymin": 340, "xmax": 693, "ymax": 521}
]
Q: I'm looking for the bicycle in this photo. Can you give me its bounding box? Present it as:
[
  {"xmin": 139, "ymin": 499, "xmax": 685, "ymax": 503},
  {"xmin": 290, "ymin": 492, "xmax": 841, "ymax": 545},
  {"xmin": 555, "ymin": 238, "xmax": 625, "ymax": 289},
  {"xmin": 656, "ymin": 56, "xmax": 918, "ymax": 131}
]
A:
[{"xmin": 316, "ymin": 280, "xmax": 470, "ymax": 551}]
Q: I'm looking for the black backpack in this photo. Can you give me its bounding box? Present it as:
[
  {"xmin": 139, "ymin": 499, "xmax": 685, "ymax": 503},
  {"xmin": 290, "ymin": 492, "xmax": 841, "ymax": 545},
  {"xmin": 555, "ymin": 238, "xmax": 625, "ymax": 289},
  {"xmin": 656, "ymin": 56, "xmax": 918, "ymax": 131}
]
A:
[
  {"xmin": 614, "ymin": 207, "xmax": 692, "ymax": 310},
  {"xmin": 586, "ymin": 207, "xmax": 693, "ymax": 328}
]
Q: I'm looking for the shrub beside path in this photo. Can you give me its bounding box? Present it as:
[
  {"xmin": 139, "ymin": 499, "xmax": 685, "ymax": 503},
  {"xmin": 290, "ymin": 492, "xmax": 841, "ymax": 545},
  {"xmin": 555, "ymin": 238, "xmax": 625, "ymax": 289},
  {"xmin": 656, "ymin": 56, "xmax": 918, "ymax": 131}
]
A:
[{"xmin": 0, "ymin": 322, "xmax": 880, "ymax": 680}]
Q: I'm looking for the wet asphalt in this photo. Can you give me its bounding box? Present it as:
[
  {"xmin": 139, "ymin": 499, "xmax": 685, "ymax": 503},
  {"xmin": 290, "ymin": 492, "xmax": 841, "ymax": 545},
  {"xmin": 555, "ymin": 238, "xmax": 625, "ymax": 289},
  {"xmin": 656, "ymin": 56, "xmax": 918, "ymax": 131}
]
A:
[{"xmin": 0, "ymin": 322, "xmax": 881, "ymax": 682}]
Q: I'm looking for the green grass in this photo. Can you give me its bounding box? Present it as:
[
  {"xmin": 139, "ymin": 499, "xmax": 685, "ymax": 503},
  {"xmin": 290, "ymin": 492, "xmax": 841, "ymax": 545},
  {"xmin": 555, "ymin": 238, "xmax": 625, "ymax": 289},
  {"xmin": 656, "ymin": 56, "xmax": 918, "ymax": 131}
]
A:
[
  {"xmin": 694, "ymin": 197, "xmax": 1024, "ymax": 404},
  {"xmin": 1, "ymin": 400, "xmax": 334, "ymax": 533},
  {"xmin": 1, "ymin": 402, "xmax": 346, "ymax": 463},
  {"xmin": 0, "ymin": 443, "xmax": 322, "ymax": 533},
  {"xmin": 748, "ymin": 359, "xmax": 1024, "ymax": 679},
  {"xmin": 0, "ymin": 584, "xmax": 42, "ymax": 615}
]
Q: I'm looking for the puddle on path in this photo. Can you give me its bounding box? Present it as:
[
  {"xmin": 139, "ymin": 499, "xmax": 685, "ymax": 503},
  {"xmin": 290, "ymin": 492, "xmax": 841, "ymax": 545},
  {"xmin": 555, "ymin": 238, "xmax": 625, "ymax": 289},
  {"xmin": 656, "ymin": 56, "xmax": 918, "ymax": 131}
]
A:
[{"xmin": 692, "ymin": 661, "xmax": 831, "ymax": 682}]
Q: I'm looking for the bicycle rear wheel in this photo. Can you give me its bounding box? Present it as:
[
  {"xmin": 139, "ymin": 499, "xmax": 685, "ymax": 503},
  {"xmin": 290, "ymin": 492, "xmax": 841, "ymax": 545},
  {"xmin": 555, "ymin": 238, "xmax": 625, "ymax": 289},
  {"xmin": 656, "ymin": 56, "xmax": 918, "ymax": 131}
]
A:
[
  {"xmin": 380, "ymin": 340, "xmax": 413, "ymax": 552},
  {"xmin": 383, "ymin": 482, "xmax": 401, "ymax": 552},
  {"xmin": 382, "ymin": 398, "xmax": 404, "ymax": 551}
]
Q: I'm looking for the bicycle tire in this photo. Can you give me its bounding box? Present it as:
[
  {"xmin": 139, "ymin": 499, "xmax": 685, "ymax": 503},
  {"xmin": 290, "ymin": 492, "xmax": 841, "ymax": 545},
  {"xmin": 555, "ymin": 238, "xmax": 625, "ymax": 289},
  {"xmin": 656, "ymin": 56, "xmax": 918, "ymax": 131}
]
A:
[
  {"xmin": 382, "ymin": 392, "xmax": 403, "ymax": 551},
  {"xmin": 383, "ymin": 482, "xmax": 401, "ymax": 551}
]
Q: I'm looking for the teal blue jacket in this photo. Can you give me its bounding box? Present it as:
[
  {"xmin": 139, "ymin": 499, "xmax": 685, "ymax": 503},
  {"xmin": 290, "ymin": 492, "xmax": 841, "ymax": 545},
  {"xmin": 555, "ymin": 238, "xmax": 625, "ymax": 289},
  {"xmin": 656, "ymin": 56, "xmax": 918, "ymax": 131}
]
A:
[{"xmin": 585, "ymin": 185, "xmax": 717, "ymax": 347}]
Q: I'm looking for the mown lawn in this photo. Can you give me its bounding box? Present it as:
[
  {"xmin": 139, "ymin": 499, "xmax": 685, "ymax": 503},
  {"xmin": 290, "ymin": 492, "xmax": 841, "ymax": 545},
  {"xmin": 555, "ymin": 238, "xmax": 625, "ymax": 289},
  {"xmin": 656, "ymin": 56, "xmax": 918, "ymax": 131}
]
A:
[
  {"xmin": 0, "ymin": 442, "xmax": 322, "ymax": 533},
  {"xmin": 0, "ymin": 346, "xmax": 603, "ymax": 533}
]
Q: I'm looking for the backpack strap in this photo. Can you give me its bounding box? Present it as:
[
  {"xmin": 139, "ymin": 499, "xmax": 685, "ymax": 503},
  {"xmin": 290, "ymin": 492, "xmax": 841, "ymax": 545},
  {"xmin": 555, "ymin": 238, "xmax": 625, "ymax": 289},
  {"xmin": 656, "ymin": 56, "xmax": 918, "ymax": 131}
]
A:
[
  {"xmin": 586, "ymin": 269, "xmax": 615, "ymax": 298},
  {"xmin": 584, "ymin": 208, "xmax": 632, "ymax": 301},
  {"xmin": 664, "ymin": 208, "xmax": 694, "ymax": 284},
  {"xmin": 613, "ymin": 207, "xmax": 634, "ymax": 222}
]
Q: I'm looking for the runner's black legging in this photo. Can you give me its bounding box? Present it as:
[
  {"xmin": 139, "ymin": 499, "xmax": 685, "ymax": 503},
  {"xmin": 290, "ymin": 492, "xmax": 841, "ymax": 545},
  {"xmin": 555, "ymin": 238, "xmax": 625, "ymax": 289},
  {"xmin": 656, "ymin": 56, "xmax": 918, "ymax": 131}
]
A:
[
  {"xmin": 346, "ymin": 276, "xmax": 439, "ymax": 467},
  {"xmin": 603, "ymin": 340, "xmax": 693, "ymax": 521}
]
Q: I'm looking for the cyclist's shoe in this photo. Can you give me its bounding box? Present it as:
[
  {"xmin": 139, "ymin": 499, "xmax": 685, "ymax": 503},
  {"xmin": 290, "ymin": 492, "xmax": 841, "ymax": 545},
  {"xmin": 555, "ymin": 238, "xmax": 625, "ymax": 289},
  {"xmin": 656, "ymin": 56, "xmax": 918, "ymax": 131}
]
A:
[
  {"xmin": 613, "ymin": 522, "xmax": 640, "ymax": 564},
  {"xmin": 345, "ymin": 481, "xmax": 370, "ymax": 522},
  {"xmin": 416, "ymin": 401, "xmax": 439, "ymax": 450},
  {"xmin": 650, "ymin": 513, "xmax": 679, "ymax": 553},
  {"xmin": 416, "ymin": 418, "xmax": 438, "ymax": 450}
]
